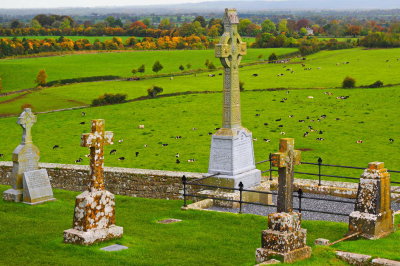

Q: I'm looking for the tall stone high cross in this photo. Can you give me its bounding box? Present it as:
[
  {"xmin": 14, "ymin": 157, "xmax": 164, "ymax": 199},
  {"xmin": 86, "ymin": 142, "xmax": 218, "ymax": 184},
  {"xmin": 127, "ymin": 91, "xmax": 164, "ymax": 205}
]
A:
[
  {"xmin": 215, "ymin": 8, "xmax": 247, "ymax": 129},
  {"xmin": 81, "ymin": 119, "xmax": 113, "ymax": 191},
  {"xmin": 272, "ymin": 138, "xmax": 301, "ymax": 213},
  {"xmin": 206, "ymin": 8, "xmax": 261, "ymax": 189},
  {"xmin": 64, "ymin": 119, "xmax": 123, "ymax": 245},
  {"xmin": 3, "ymin": 108, "xmax": 40, "ymax": 202}
]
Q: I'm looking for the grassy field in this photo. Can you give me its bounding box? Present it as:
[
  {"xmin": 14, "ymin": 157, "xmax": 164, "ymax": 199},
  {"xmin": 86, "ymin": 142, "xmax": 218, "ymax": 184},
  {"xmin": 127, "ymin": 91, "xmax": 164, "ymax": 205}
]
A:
[
  {"xmin": 2, "ymin": 48, "xmax": 400, "ymax": 115},
  {"xmin": 0, "ymin": 87, "xmax": 399, "ymax": 182},
  {"xmin": 0, "ymin": 48, "xmax": 296, "ymax": 92},
  {"xmin": 1, "ymin": 185, "xmax": 398, "ymax": 265},
  {"xmin": 1, "ymin": 36, "xmax": 141, "ymax": 42}
]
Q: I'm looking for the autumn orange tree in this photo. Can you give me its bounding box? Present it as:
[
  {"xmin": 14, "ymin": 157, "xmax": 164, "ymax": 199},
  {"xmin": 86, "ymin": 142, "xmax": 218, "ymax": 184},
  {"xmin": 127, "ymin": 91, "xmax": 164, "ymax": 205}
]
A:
[{"xmin": 35, "ymin": 69, "xmax": 48, "ymax": 87}]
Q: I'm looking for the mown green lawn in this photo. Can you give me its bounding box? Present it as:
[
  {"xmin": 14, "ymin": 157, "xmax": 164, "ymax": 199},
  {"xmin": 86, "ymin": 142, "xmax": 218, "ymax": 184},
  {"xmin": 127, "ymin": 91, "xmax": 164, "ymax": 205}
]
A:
[
  {"xmin": 1, "ymin": 185, "xmax": 398, "ymax": 265},
  {"xmin": 0, "ymin": 87, "xmax": 399, "ymax": 182},
  {"xmin": 0, "ymin": 48, "xmax": 295, "ymax": 92}
]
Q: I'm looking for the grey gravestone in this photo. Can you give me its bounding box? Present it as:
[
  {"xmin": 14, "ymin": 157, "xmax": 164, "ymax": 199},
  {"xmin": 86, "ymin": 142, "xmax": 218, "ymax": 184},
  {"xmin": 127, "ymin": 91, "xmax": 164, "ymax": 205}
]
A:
[
  {"xmin": 22, "ymin": 169, "xmax": 55, "ymax": 205},
  {"xmin": 100, "ymin": 244, "xmax": 128, "ymax": 252},
  {"xmin": 205, "ymin": 9, "xmax": 261, "ymax": 189},
  {"xmin": 3, "ymin": 108, "xmax": 40, "ymax": 202}
]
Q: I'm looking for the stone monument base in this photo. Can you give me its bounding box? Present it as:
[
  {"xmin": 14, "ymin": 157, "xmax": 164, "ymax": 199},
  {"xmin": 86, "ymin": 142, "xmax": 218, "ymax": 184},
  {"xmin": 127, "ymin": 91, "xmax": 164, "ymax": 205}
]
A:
[
  {"xmin": 3, "ymin": 188, "xmax": 23, "ymax": 202},
  {"xmin": 23, "ymin": 197, "xmax": 56, "ymax": 205},
  {"xmin": 203, "ymin": 169, "xmax": 261, "ymax": 189},
  {"xmin": 349, "ymin": 210, "xmax": 394, "ymax": 239},
  {"xmin": 256, "ymin": 212, "xmax": 311, "ymax": 264},
  {"xmin": 64, "ymin": 225, "xmax": 123, "ymax": 245}
]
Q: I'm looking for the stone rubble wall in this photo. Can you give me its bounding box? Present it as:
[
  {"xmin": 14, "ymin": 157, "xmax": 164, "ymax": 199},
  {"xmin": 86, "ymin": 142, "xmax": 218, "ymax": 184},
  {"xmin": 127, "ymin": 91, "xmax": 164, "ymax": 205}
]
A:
[
  {"xmin": 0, "ymin": 161, "xmax": 399, "ymax": 202},
  {"xmin": 0, "ymin": 162, "xmax": 202, "ymax": 200}
]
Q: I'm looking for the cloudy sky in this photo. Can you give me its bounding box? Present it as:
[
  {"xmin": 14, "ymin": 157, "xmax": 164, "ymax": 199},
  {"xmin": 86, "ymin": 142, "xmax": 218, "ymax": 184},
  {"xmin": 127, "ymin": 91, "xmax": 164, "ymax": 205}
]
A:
[{"xmin": 1, "ymin": 0, "xmax": 246, "ymax": 9}]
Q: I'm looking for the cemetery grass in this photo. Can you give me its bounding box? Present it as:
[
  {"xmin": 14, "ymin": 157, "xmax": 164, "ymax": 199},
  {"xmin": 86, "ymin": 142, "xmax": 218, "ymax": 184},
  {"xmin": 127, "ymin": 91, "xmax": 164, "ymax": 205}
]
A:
[
  {"xmin": 0, "ymin": 47, "xmax": 296, "ymax": 92},
  {"xmin": 0, "ymin": 88, "xmax": 399, "ymax": 183},
  {"xmin": 2, "ymin": 47, "xmax": 400, "ymax": 115},
  {"xmin": 1, "ymin": 185, "xmax": 399, "ymax": 265}
]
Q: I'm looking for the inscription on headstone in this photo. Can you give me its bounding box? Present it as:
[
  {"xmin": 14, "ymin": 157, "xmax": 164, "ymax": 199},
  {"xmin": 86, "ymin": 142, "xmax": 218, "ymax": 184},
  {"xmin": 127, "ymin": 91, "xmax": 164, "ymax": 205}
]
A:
[{"xmin": 22, "ymin": 169, "xmax": 54, "ymax": 205}]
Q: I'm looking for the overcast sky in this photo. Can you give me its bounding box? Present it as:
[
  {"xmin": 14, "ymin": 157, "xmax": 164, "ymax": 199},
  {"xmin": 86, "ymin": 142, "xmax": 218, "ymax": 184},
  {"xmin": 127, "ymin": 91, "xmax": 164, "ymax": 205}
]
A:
[{"xmin": 1, "ymin": 0, "xmax": 240, "ymax": 9}]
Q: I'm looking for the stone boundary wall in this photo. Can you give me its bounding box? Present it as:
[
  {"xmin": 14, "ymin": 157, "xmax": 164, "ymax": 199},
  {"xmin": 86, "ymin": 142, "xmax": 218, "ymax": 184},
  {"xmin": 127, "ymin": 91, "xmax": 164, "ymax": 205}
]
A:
[
  {"xmin": 0, "ymin": 161, "xmax": 399, "ymax": 202},
  {"xmin": 0, "ymin": 162, "xmax": 202, "ymax": 200}
]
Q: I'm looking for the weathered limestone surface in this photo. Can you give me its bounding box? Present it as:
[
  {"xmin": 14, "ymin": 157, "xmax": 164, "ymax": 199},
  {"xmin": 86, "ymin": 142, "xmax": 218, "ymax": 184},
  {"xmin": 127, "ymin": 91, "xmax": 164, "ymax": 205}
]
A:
[
  {"xmin": 348, "ymin": 162, "xmax": 394, "ymax": 239},
  {"xmin": 22, "ymin": 169, "xmax": 54, "ymax": 205},
  {"xmin": 335, "ymin": 251, "xmax": 372, "ymax": 265},
  {"xmin": 206, "ymin": 8, "xmax": 260, "ymax": 189},
  {"xmin": 3, "ymin": 108, "xmax": 40, "ymax": 202},
  {"xmin": 314, "ymin": 238, "xmax": 330, "ymax": 246},
  {"xmin": 371, "ymin": 258, "xmax": 400, "ymax": 266},
  {"xmin": 64, "ymin": 120, "xmax": 122, "ymax": 245},
  {"xmin": 256, "ymin": 212, "xmax": 311, "ymax": 264}
]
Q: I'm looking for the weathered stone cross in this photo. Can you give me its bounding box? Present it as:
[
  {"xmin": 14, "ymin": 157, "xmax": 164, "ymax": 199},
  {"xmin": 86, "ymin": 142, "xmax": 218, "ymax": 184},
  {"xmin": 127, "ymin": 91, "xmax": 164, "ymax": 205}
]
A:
[
  {"xmin": 18, "ymin": 108, "xmax": 36, "ymax": 144},
  {"xmin": 81, "ymin": 119, "xmax": 113, "ymax": 191},
  {"xmin": 215, "ymin": 8, "xmax": 247, "ymax": 129},
  {"xmin": 272, "ymin": 138, "xmax": 301, "ymax": 213}
]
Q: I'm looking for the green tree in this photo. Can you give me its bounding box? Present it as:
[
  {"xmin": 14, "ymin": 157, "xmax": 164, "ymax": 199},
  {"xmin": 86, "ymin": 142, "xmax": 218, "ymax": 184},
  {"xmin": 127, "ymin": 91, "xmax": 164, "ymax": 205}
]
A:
[
  {"xmin": 207, "ymin": 62, "xmax": 216, "ymax": 70},
  {"xmin": 35, "ymin": 69, "xmax": 47, "ymax": 86},
  {"xmin": 186, "ymin": 63, "xmax": 192, "ymax": 69},
  {"xmin": 131, "ymin": 69, "xmax": 138, "ymax": 75},
  {"xmin": 147, "ymin": 86, "xmax": 164, "ymax": 98},
  {"xmin": 268, "ymin": 53, "xmax": 278, "ymax": 62},
  {"xmin": 159, "ymin": 18, "xmax": 171, "ymax": 29},
  {"xmin": 261, "ymin": 19, "xmax": 276, "ymax": 34},
  {"xmin": 138, "ymin": 64, "xmax": 145, "ymax": 74},
  {"xmin": 193, "ymin": 16, "xmax": 206, "ymax": 28},
  {"xmin": 238, "ymin": 19, "xmax": 252, "ymax": 36},
  {"xmin": 278, "ymin": 19, "xmax": 288, "ymax": 33},
  {"xmin": 343, "ymin": 76, "xmax": 356, "ymax": 88},
  {"xmin": 60, "ymin": 18, "xmax": 71, "ymax": 29},
  {"xmin": 299, "ymin": 27, "xmax": 308, "ymax": 36},
  {"xmin": 142, "ymin": 18, "xmax": 151, "ymax": 27},
  {"xmin": 30, "ymin": 19, "xmax": 42, "ymax": 29},
  {"xmin": 152, "ymin": 61, "xmax": 163, "ymax": 73}
]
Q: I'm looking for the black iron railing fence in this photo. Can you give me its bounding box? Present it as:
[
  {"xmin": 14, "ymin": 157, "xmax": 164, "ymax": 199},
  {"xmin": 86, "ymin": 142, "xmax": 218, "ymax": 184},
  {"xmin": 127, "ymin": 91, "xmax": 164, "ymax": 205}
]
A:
[
  {"xmin": 182, "ymin": 156, "xmax": 399, "ymax": 218},
  {"xmin": 259, "ymin": 154, "xmax": 400, "ymax": 186}
]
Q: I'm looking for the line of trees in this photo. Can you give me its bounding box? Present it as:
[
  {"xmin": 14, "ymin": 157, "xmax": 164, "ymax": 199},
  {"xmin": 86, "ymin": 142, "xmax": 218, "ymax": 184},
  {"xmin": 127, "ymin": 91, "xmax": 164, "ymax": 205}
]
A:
[{"xmin": 0, "ymin": 35, "xmax": 213, "ymax": 58}]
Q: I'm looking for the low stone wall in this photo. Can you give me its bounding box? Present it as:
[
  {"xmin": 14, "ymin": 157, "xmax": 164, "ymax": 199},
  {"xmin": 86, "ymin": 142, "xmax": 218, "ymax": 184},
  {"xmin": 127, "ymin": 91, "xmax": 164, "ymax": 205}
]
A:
[{"xmin": 0, "ymin": 162, "xmax": 202, "ymax": 200}]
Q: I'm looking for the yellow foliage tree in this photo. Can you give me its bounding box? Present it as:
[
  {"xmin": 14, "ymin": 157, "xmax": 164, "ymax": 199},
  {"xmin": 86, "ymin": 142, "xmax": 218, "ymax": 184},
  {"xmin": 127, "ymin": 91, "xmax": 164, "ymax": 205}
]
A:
[{"xmin": 35, "ymin": 69, "xmax": 47, "ymax": 86}]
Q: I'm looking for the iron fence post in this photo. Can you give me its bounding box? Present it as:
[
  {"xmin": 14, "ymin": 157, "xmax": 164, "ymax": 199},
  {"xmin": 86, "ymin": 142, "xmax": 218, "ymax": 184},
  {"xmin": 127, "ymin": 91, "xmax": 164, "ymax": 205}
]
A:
[
  {"xmin": 182, "ymin": 175, "xmax": 187, "ymax": 207},
  {"xmin": 318, "ymin": 157, "xmax": 323, "ymax": 186},
  {"xmin": 298, "ymin": 189, "xmax": 303, "ymax": 213},
  {"xmin": 239, "ymin": 182, "xmax": 244, "ymax": 214},
  {"xmin": 269, "ymin": 153, "xmax": 273, "ymax": 181}
]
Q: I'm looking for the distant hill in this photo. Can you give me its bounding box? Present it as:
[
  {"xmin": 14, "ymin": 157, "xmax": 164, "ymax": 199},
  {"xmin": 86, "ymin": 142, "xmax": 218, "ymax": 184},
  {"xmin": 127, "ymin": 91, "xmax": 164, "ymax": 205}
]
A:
[{"xmin": 1, "ymin": 0, "xmax": 400, "ymax": 16}]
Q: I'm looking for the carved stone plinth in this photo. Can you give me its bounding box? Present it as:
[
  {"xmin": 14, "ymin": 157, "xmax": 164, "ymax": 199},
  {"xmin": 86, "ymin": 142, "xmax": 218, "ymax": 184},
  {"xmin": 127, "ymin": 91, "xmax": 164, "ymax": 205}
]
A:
[
  {"xmin": 63, "ymin": 190, "xmax": 123, "ymax": 245},
  {"xmin": 256, "ymin": 212, "xmax": 311, "ymax": 264},
  {"xmin": 207, "ymin": 128, "xmax": 261, "ymax": 189},
  {"xmin": 348, "ymin": 162, "xmax": 394, "ymax": 239}
]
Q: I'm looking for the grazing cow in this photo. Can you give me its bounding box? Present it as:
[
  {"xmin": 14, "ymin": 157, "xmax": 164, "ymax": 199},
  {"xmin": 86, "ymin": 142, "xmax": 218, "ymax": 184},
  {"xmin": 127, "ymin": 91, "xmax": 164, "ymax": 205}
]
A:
[
  {"xmin": 263, "ymin": 139, "xmax": 271, "ymax": 142},
  {"xmin": 276, "ymin": 118, "xmax": 282, "ymax": 121},
  {"xmin": 319, "ymin": 131, "xmax": 324, "ymax": 134},
  {"xmin": 303, "ymin": 132, "xmax": 309, "ymax": 137},
  {"xmin": 81, "ymin": 112, "xmax": 86, "ymax": 117},
  {"xmin": 264, "ymin": 123, "xmax": 269, "ymax": 126},
  {"xmin": 53, "ymin": 145, "xmax": 60, "ymax": 149},
  {"xmin": 208, "ymin": 132, "xmax": 213, "ymax": 135},
  {"xmin": 176, "ymin": 159, "xmax": 180, "ymax": 164},
  {"xmin": 286, "ymin": 91, "xmax": 290, "ymax": 94},
  {"xmin": 110, "ymin": 149, "xmax": 117, "ymax": 155},
  {"xmin": 118, "ymin": 157, "xmax": 125, "ymax": 160},
  {"xmin": 219, "ymin": 73, "xmax": 222, "ymax": 76},
  {"xmin": 162, "ymin": 144, "xmax": 169, "ymax": 147},
  {"xmin": 192, "ymin": 128, "xmax": 198, "ymax": 130},
  {"xmin": 389, "ymin": 138, "xmax": 394, "ymax": 143},
  {"xmin": 280, "ymin": 132, "xmax": 286, "ymax": 135},
  {"xmin": 215, "ymin": 128, "xmax": 220, "ymax": 130},
  {"xmin": 188, "ymin": 159, "xmax": 196, "ymax": 162},
  {"xmin": 208, "ymin": 74, "xmax": 215, "ymax": 77},
  {"xmin": 80, "ymin": 122, "xmax": 85, "ymax": 125},
  {"xmin": 0, "ymin": 154, "xmax": 4, "ymax": 157},
  {"xmin": 298, "ymin": 120, "xmax": 305, "ymax": 123},
  {"xmin": 85, "ymin": 154, "xmax": 91, "ymax": 158},
  {"xmin": 138, "ymin": 125, "xmax": 145, "ymax": 129},
  {"xmin": 255, "ymin": 114, "xmax": 260, "ymax": 117},
  {"xmin": 316, "ymin": 138, "xmax": 325, "ymax": 141},
  {"xmin": 135, "ymin": 152, "xmax": 139, "ymax": 157},
  {"xmin": 175, "ymin": 136, "xmax": 182, "ymax": 139},
  {"xmin": 356, "ymin": 140, "xmax": 363, "ymax": 144},
  {"xmin": 75, "ymin": 158, "xmax": 83, "ymax": 163},
  {"xmin": 253, "ymin": 138, "xmax": 258, "ymax": 141},
  {"xmin": 336, "ymin": 118, "xmax": 341, "ymax": 120},
  {"xmin": 118, "ymin": 139, "xmax": 123, "ymax": 144},
  {"xmin": 307, "ymin": 96, "xmax": 314, "ymax": 99},
  {"xmin": 144, "ymin": 144, "xmax": 148, "ymax": 147},
  {"xmin": 301, "ymin": 64, "xmax": 306, "ymax": 67},
  {"xmin": 278, "ymin": 125, "xmax": 283, "ymax": 128},
  {"xmin": 176, "ymin": 153, "xmax": 180, "ymax": 158},
  {"xmin": 288, "ymin": 115, "xmax": 294, "ymax": 118},
  {"xmin": 252, "ymin": 74, "xmax": 259, "ymax": 77}
]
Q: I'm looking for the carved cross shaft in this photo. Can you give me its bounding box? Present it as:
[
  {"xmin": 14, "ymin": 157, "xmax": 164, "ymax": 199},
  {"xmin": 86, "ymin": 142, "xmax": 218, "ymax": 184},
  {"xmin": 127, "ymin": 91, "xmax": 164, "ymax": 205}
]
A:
[
  {"xmin": 81, "ymin": 119, "xmax": 113, "ymax": 191},
  {"xmin": 215, "ymin": 8, "xmax": 247, "ymax": 129},
  {"xmin": 18, "ymin": 108, "xmax": 37, "ymax": 144},
  {"xmin": 271, "ymin": 138, "xmax": 301, "ymax": 213}
]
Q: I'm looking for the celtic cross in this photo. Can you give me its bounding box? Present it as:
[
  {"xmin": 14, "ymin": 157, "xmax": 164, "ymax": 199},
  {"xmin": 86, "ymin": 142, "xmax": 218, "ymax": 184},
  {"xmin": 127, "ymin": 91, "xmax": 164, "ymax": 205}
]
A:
[
  {"xmin": 271, "ymin": 138, "xmax": 301, "ymax": 213},
  {"xmin": 81, "ymin": 119, "xmax": 114, "ymax": 191},
  {"xmin": 215, "ymin": 8, "xmax": 247, "ymax": 129},
  {"xmin": 18, "ymin": 108, "xmax": 37, "ymax": 144}
]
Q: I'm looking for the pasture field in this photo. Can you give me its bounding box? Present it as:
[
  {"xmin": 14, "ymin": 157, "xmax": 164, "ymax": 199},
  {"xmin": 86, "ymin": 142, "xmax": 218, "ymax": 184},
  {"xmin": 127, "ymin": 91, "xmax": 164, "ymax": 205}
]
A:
[
  {"xmin": 0, "ymin": 87, "xmax": 399, "ymax": 182},
  {"xmin": 1, "ymin": 185, "xmax": 399, "ymax": 265},
  {"xmin": 0, "ymin": 48, "xmax": 296, "ymax": 92},
  {"xmin": 1, "ymin": 48, "xmax": 400, "ymax": 115}
]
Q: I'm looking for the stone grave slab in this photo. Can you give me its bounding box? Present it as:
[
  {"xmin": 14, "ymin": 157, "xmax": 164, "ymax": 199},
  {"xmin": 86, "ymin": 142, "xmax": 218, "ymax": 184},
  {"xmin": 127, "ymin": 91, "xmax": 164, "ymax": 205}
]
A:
[
  {"xmin": 22, "ymin": 169, "xmax": 55, "ymax": 205},
  {"xmin": 100, "ymin": 244, "xmax": 128, "ymax": 252}
]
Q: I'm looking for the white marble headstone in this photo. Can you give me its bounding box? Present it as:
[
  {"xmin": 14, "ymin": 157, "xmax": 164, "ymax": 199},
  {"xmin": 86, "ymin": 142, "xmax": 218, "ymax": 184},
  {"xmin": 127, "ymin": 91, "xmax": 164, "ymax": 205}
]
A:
[{"xmin": 22, "ymin": 169, "xmax": 55, "ymax": 205}]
